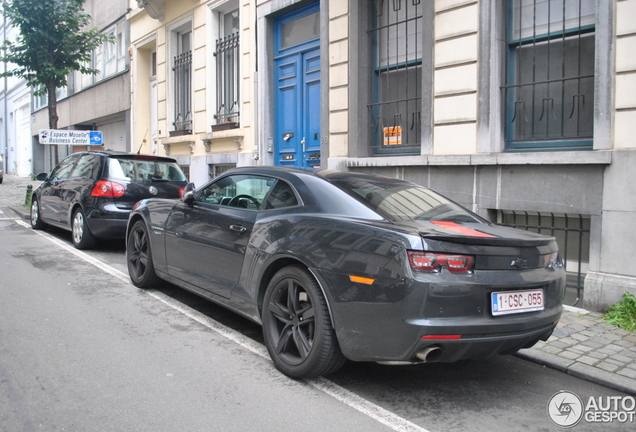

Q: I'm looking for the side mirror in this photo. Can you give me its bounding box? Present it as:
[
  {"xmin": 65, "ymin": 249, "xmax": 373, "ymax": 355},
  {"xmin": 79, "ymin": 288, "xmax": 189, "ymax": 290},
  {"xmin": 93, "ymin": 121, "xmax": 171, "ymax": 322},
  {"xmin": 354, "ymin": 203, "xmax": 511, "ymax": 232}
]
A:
[
  {"xmin": 182, "ymin": 190, "xmax": 195, "ymax": 206},
  {"xmin": 184, "ymin": 182, "xmax": 195, "ymax": 194},
  {"xmin": 35, "ymin": 172, "xmax": 48, "ymax": 181}
]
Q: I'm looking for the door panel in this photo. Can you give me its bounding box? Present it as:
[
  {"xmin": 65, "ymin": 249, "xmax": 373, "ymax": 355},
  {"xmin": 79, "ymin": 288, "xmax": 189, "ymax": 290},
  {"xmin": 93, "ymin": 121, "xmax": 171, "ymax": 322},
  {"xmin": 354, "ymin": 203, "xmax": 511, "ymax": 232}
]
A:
[
  {"xmin": 303, "ymin": 49, "xmax": 321, "ymax": 167},
  {"xmin": 164, "ymin": 174, "xmax": 273, "ymax": 298},
  {"xmin": 165, "ymin": 202, "xmax": 254, "ymax": 299},
  {"xmin": 275, "ymin": 59, "xmax": 300, "ymax": 166},
  {"xmin": 39, "ymin": 154, "xmax": 80, "ymax": 223},
  {"xmin": 274, "ymin": 4, "xmax": 321, "ymax": 168}
]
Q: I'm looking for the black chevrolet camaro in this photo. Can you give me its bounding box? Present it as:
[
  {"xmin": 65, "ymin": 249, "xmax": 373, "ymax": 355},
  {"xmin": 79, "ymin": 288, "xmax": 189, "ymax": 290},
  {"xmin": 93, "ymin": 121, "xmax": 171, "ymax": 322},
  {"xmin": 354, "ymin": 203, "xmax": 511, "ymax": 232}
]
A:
[{"xmin": 126, "ymin": 166, "xmax": 565, "ymax": 379}]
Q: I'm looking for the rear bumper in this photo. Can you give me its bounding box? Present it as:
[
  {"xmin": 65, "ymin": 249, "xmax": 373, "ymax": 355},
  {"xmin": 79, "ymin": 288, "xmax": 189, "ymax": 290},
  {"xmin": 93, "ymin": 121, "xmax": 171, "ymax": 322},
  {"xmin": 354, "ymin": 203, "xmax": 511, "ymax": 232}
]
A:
[
  {"xmin": 401, "ymin": 319, "xmax": 558, "ymax": 363},
  {"xmin": 314, "ymin": 265, "xmax": 565, "ymax": 363},
  {"xmin": 85, "ymin": 204, "xmax": 130, "ymax": 238}
]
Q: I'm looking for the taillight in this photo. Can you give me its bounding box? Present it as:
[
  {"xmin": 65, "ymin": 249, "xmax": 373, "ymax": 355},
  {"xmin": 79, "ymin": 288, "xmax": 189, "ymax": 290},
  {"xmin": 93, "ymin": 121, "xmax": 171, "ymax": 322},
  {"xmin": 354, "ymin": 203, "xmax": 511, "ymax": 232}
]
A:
[
  {"xmin": 91, "ymin": 180, "xmax": 125, "ymax": 198},
  {"xmin": 179, "ymin": 186, "xmax": 186, "ymax": 197},
  {"xmin": 408, "ymin": 251, "xmax": 474, "ymax": 272},
  {"xmin": 543, "ymin": 252, "xmax": 562, "ymax": 269}
]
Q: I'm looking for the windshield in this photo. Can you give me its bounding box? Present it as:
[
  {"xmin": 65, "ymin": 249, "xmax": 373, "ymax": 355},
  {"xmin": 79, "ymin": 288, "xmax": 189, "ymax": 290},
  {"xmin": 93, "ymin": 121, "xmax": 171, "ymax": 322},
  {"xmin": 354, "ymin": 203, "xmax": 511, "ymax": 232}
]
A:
[
  {"xmin": 108, "ymin": 157, "xmax": 187, "ymax": 182},
  {"xmin": 330, "ymin": 176, "xmax": 481, "ymax": 223}
]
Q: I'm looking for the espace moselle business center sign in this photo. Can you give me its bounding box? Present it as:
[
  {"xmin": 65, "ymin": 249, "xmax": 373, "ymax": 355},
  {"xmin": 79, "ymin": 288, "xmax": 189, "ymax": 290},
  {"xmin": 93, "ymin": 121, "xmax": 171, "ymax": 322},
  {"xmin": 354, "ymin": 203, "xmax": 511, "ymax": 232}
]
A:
[{"xmin": 39, "ymin": 129, "xmax": 103, "ymax": 146}]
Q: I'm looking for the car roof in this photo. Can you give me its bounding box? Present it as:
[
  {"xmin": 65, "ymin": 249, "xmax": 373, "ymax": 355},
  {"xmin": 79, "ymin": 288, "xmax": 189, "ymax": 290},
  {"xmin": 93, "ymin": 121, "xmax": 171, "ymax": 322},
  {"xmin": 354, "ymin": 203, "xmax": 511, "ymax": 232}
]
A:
[
  {"xmin": 219, "ymin": 165, "xmax": 400, "ymax": 185},
  {"xmin": 68, "ymin": 150, "xmax": 178, "ymax": 162}
]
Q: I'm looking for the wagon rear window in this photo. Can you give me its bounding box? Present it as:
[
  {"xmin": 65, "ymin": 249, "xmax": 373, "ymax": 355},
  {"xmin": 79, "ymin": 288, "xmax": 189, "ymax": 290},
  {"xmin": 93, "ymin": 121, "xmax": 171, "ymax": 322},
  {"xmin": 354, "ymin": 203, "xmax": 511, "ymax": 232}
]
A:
[{"xmin": 108, "ymin": 158, "xmax": 187, "ymax": 182}]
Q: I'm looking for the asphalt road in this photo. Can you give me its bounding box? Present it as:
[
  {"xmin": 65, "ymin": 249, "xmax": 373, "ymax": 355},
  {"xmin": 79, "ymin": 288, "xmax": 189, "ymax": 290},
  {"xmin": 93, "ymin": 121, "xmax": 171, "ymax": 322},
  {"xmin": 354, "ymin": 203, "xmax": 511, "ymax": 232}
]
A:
[{"xmin": 0, "ymin": 206, "xmax": 631, "ymax": 432}]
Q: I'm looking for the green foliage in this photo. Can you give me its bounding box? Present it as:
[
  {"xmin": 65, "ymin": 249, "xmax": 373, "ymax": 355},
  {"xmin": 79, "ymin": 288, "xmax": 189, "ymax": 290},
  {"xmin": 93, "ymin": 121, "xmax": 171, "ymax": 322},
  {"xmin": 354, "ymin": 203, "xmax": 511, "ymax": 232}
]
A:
[
  {"xmin": 0, "ymin": 0, "xmax": 112, "ymax": 127},
  {"xmin": 604, "ymin": 291, "xmax": 636, "ymax": 332}
]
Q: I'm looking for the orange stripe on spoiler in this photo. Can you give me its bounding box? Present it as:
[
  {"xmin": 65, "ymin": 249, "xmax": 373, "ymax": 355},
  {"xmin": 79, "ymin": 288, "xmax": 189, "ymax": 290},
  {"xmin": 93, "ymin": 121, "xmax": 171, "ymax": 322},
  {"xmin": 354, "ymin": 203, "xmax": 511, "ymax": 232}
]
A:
[{"xmin": 431, "ymin": 221, "xmax": 497, "ymax": 238}]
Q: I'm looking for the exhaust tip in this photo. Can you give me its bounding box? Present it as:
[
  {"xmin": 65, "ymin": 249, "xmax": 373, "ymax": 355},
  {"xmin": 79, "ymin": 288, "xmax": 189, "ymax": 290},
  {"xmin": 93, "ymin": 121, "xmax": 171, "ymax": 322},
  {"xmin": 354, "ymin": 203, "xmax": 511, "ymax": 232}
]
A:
[{"xmin": 416, "ymin": 346, "xmax": 443, "ymax": 363}]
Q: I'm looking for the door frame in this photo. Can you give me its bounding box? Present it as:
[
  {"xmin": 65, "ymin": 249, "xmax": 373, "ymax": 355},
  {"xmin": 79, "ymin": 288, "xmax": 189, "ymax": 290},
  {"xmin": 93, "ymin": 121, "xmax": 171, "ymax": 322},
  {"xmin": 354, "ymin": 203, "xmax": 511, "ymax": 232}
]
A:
[{"xmin": 273, "ymin": 2, "xmax": 321, "ymax": 168}]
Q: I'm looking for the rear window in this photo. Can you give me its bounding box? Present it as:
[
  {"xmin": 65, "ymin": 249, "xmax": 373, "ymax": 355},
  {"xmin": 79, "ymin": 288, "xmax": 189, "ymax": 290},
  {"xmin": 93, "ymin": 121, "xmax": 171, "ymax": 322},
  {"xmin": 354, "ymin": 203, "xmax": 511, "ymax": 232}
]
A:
[
  {"xmin": 108, "ymin": 157, "xmax": 187, "ymax": 182},
  {"xmin": 330, "ymin": 176, "xmax": 481, "ymax": 223}
]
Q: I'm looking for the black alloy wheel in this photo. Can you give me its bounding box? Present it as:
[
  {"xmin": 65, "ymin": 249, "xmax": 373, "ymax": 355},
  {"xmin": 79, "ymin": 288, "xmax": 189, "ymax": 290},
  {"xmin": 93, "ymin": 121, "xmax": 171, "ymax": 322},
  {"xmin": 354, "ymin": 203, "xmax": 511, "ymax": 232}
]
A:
[
  {"xmin": 262, "ymin": 265, "xmax": 345, "ymax": 379},
  {"xmin": 71, "ymin": 208, "xmax": 96, "ymax": 249},
  {"xmin": 30, "ymin": 198, "xmax": 47, "ymax": 230},
  {"xmin": 127, "ymin": 220, "xmax": 161, "ymax": 288}
]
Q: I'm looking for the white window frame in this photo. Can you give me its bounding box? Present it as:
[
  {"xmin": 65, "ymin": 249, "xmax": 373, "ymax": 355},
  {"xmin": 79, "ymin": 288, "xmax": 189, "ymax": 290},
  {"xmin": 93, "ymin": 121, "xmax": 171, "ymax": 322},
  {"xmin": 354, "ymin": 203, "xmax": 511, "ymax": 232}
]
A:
[
  {"xmin": 207, "ymin": 0, "xmax": 240, "ymax": 128},
  {"xmin": 73, "ymin": 19, "xmax": 128, "ymax": 93},
  {"xmin": 168, "ymin": 16, "xmax": 194, "ymax": 134}
]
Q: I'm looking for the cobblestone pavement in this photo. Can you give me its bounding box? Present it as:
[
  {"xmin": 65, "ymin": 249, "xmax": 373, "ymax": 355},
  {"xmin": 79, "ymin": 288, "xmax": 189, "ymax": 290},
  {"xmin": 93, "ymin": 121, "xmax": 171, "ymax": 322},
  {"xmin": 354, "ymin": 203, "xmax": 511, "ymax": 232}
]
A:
[{"xmin": 1, "ymin": 174, "xmax": 635, "ymax": 395}]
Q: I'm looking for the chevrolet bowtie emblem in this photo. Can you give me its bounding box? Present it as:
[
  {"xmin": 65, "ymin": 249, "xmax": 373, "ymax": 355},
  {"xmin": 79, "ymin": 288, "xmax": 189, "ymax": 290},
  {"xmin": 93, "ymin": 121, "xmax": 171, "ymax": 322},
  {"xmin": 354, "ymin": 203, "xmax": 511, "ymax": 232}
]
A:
[{"xmin": 510, "ymin": 258, "xmax": 527, "ymax": 268}]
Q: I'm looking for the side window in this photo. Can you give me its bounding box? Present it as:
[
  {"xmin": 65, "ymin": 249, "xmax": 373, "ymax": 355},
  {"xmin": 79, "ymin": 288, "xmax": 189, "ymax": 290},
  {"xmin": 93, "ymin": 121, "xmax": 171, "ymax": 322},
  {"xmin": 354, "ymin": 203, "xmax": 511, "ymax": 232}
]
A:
[
  {"xmin": 172, "ymin": 24, "xmax": 193, "ymax": 134},
  {"xmin": 50, "ymin": 155, "xmax": 80, "ymax": 181},
  {"xmin": 71, "ymin": 154, "xmax": 102, "ymax": 179},
  {"xmin": 198, "ymin": 174, "xmax": 275, "ymax": 210},
  {"xmin": 504, "ymin": 0, "xmax": 595, "ymax": 151},
  {"xmin": 368, "ymin": 0, "xmax": 423, "ymax": 154},
  {"xmin": 264, "ymin": 180, "xmax": 298, "ymax": 210},
  {"xmin": 213, "ymin": 5, "xmax": 240, "ymax": 128}
]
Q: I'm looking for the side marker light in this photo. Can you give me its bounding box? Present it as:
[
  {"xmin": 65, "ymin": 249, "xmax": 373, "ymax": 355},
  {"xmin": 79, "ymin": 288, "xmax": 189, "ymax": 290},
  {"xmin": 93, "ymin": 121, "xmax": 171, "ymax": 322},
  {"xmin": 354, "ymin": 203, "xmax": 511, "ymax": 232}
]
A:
[{"xmin": 349, "ymin": 275, "xmax": 375, "ymax": 285}]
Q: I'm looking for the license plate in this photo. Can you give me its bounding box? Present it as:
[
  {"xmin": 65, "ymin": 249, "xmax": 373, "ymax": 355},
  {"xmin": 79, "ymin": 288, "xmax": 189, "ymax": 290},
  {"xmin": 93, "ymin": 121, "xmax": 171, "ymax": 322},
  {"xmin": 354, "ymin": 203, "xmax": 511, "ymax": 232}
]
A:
[{"xmin": 491, "ymin": 289, "xmax": 544, "ymax": 316}]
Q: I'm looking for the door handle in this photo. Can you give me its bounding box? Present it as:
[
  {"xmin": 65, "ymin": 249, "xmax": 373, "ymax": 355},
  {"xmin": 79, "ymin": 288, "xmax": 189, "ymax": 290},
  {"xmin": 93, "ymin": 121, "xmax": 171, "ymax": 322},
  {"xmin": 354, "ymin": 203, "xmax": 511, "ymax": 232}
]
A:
[
  {"xmin": 230, "ymin": 224, "xmax": 247, "ymax": 233},
  {"xmin": 301, "ymin": 137, "xmax": 306, "ymax": 153}
]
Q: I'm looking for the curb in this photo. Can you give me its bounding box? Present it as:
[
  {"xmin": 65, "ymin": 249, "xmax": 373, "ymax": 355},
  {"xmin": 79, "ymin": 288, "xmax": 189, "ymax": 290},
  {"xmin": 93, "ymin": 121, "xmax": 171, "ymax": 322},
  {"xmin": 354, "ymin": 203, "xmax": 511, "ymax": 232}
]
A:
[
  {"xmin": 7, "ymin": 204, "xmax": 29, "ymax": 221},
  {"xmin": 516, "ymin": 349, "xmax": 636, "ymax": 396}
]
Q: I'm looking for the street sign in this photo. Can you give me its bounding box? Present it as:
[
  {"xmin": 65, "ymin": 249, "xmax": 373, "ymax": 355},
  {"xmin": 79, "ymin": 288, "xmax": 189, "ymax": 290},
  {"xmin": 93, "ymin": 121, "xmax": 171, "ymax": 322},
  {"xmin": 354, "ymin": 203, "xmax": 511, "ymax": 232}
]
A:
[
  {"xmin": 39, "ymin": 129, "xmax": 103, "ymax": 145},
  {"xmin": 90, "ymin": 131, "xmax": 103, "ymax": 145}
]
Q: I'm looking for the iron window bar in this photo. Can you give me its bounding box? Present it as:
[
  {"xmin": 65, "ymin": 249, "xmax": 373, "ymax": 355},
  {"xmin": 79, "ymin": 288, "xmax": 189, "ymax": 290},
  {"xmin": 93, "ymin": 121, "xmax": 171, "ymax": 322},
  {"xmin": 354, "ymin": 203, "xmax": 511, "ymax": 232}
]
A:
[
  {"xmin": 504, "ymin": 0, "xmax": 595, "ymax": 150},
  {"xmin": 173, "ymin": 51, "xmax": 193, "ymax": 134},
  {"xmin": 495, "ymin": 210, "xmax": 590, "ymax": 306},
  {"xmin": 214, "ymin": 33, "xmax": 240, "ymax": 128},
  {"xmin": 368, "ymin": 0, "xmax": 422, "ymax": 153}
]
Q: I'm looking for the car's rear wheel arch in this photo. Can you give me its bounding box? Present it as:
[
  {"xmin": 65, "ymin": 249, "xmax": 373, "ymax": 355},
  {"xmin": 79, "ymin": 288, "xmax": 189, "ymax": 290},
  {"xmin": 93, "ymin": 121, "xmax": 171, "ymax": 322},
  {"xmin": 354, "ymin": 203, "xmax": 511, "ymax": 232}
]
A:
[
  {"xmin": 257, "ymin": 257, "xmax": 302, "ymax": 316},
  {"xmin": 69, "ymin": 203, "xmax": 83, "ymax": 225},
  {"xmin": 257, "ymin": 258, "xmax": 336, "ymax": 330},
  {"xmin": 260, "ymin": 263, "xmax": 345, "ymax": 378}
]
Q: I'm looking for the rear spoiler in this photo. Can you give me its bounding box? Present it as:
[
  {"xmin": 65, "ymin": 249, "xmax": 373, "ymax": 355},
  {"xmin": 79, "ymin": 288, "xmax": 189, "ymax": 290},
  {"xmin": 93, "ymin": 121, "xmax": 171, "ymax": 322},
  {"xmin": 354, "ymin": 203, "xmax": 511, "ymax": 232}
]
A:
[{"xmin": 419, "ymin": 233, "xmax": 555, "ymax": 247}]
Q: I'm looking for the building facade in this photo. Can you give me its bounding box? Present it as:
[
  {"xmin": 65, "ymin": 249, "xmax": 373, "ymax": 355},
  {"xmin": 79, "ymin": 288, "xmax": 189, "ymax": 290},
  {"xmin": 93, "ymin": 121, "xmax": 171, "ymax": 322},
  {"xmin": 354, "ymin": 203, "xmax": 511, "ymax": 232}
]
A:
[
  {"xmin": 29, "ymin": 0, "xmax": 132, "ymax": 174},
  {"xmin": 325, "ymin": 0, "xmax": 636, "ymax": 312},
  {"xmin": 130, "ymin": 0, "xmax": 635, "ymax": 312},
  {"xmin": 0, "ymin": 14, "xmax": 31, "ymax": 178},
  {"xmin": 130, "ymin": 0, "xmax": 258, "ymax": 187}
]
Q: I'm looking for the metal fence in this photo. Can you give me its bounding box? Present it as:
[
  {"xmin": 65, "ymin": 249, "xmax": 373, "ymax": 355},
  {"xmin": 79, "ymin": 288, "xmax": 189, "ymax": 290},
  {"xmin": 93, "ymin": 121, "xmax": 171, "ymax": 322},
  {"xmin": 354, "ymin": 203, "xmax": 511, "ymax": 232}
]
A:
[{"xmin": 494, "ymin": 210, "xmax": 590, "ymax": 306}]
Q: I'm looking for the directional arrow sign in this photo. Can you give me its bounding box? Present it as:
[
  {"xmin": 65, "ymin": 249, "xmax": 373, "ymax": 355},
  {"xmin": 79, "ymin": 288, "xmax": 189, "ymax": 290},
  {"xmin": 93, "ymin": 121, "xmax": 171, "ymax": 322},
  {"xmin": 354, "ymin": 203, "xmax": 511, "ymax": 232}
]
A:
[{"xmin": 39, "ymin": 129, "xmax": 103, "ymax": 145}]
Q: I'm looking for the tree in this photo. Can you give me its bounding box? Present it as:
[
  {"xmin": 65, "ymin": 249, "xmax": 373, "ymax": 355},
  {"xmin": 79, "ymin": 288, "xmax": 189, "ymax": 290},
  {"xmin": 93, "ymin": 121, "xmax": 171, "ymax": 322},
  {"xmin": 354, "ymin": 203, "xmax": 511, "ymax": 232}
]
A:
[{"xmin": 0, "ymin": 0, "xmax": 110, "ymax": 163}]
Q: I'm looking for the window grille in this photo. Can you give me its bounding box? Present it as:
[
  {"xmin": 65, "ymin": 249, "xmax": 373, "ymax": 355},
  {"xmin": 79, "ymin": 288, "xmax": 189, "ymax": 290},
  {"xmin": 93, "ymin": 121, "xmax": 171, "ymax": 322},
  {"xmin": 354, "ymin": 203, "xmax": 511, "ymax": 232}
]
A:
[
  {"xmin": 495, "ymin": 210, "xmax": 590, "ymax": 306},
  {"xmin": 504, "ymin": 0, "xmax": 595, "ymax": 151},
  {"xmin": 208, "ymin": 163, "xmax": 236, "ymax": 179},
  {"xmin": 179, "ymin": 165, "xmax": 190, "ymax": 181},
  {"xmin": 173, "ymin": 51, "xmax": 193, "ymax": 133},
  {"xmin": 214, "ymin": 32, "xmax": 240, "ymax": 126},
  {"xmin": 368, "ymin": 0, "xmax": 423, "ymax": 154}
]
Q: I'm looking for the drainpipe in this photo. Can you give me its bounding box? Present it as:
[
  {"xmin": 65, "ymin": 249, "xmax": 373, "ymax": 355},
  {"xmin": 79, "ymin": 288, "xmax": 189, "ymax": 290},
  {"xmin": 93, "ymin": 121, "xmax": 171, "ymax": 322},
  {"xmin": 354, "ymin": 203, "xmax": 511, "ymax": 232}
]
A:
[{"xmin": 2, "ymin": 13, "xmax": 7, "ymax": 172}]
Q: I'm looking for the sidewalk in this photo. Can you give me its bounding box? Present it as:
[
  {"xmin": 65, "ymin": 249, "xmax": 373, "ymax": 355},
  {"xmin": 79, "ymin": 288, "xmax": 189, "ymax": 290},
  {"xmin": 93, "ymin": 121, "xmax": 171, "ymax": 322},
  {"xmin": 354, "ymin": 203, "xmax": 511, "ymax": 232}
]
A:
[{"xmin": 1, "ymin": 173, "xmax": 635, "ymax": 395}]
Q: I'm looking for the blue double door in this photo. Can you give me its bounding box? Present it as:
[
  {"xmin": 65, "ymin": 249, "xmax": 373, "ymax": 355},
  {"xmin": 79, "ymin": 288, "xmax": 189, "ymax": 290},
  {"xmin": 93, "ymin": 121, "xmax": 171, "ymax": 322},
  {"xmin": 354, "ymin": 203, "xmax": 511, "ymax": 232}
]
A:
[{"xmin": 274, "ymin": 4, "xmax": 321, "ymax": 168}]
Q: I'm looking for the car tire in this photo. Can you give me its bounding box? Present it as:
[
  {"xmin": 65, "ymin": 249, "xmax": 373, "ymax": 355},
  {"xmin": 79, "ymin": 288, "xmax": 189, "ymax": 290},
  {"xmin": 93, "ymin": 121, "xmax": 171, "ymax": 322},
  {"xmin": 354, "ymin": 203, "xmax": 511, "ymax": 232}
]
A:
[
  {"xmin": 30, "ymin": 197, "xmax": 47, "ymax": 230},
  {"xmin": 71, "ymin": 208, "xmax": 97, "ymax": 249},
  {"xmin": 127, "ymin": 220, "xmax": 161, "ymax": 288},
  {"xmin": 262, "ymin": 265, "xmax": 346, "ymax": 379}
]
